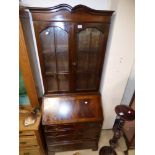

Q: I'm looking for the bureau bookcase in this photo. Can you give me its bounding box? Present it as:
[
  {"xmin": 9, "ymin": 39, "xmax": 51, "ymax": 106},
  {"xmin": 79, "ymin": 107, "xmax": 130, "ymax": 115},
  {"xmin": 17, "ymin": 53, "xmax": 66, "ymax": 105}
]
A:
[{"xmin": 20, "ymin": 4, "xmax": 114, "ymax": 155}]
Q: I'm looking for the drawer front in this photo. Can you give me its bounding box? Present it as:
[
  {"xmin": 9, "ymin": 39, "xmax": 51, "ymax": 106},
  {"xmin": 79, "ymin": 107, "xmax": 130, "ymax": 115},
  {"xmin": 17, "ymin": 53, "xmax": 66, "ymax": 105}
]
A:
[
  {"xmin": 44, "ymin": 122, "xmax": 102, "ymax": 145},
  {"xmin": 44, "ymin": 124, "xmax": 75, "ymax": 132},
  {"xmin": 45, "ymin": 134, "xmax": 81, "ymax": 144},
  {"xmin": 19, "ymin": 131, "xmax": 35, "ymax": 136},
  {"xmin": 44, "ymin": 122, "xmax": 102, "ymax": 133},
  {"xmin": 45, "ymin": 129, "xmax": 77, "ymax": 137},
  {"xmin": 45, "ymin": 128, "xmax": 100, "ymax": 144},
  {"xmin": 19, "ymin": 136, "xmax": 38, "ymax": 147},
  {"xmin": 47, "ymin": 140, "xmax": 97, "ymax": 152},
  {"xmin": 77, "ymin": 122, "xmax": 102, "ymax": 129},
  {"xmin": 44, "ymin": 122, "xmax": 101, "ymax": 134},
  {"xmin": 79, "ymin": 127, "xmax": 100, "ymax": 138},
  {"xmin": 19, "ymin": 147, "xmax": 40, "ymax": 155}
]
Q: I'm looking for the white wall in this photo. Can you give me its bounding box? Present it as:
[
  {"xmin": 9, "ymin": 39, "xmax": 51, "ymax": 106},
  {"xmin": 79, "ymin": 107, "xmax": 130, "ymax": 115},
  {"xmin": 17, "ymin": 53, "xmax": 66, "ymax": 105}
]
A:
[
  {"xmin": 20, "ymin": 0, "xmax": 109, "ymax": 10},
  {"xmin": 20, "ymin": 0, "xmax": 135, "ymax": 129},
  {"xmin": 100, "ymin": 0, "xmax": 135, "ymax": 128}
]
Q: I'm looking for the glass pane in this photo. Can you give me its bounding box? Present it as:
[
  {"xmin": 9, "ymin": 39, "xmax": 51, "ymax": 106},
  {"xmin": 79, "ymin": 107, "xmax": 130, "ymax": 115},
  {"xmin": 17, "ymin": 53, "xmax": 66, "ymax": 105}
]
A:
[
  {"xmin": 76, "ymin": 73, "xmax": 87, "ymax": 90},
  {"xmin": 58, "ymin": 74, "xmax": 69, "ymax": 91},
  {"xmin": 40, "ymin": 27, "xmax": 56, "ymax": 73},
  {"xmin": 76, "ymin": 73, "xmax": 97, "ymax": 90},
  {"xmin": 19, "ymin": 71, "xmax": 30, "ymax": 106},
  {"xmin": 40, "ymin": 27, "xmax": 69, "ymax": 74},
  {"xmin": 77, "ymin": 28, "xmax": 102, "ymax": 72},
  {"xmin": 55, "ymin": 27, "xmax": 69, "ymax": 72},
  {"xmin": 76, "ymin": 28, "xmax": 103, "ymax": 90},
  {"xmin": 46, "ymin": 75, "xmax": 58, "ymax": 92},
  {"xmin": 87, "ymin": 73, "xmax": 97, "ymax": 89},
  {"xmin": 40, "ymin": 26, "xmax": 69, "ymax": 92}
]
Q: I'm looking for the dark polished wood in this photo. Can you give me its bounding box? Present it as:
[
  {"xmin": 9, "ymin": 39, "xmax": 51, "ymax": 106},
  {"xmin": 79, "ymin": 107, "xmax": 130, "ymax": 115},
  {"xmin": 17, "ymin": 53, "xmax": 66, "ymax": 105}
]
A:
[
  {"xmin": 123, "ymin": 93, "xmax": 135, "ymax": 155},
  {"xmin": 115, "ymin": 105, "xmax": 135, "ymax": 121},
  {"xmin": 110, "ymin": 105, "xmax": 135, "ymax": 148},
  {"xmin": 42, "ymin": 93, "xmax": 103, "ymax": 154},
  {"xmin": 19, "ymin": 4, "xmax": 114, "ymax": 94},
  {"xmin": 42, "ymin": 93, "xmax": 103, "ymax": 125},
  {"xmin": 99, "ymin": 105, "xmax": 135, "ymax": 155},
  {"xmin": 19, "ymin": 4, "xmax": 113, "ymax": 154},
  {"xmin": 26, "ymin": 4, "xmax": 114, "ymax": 22}
]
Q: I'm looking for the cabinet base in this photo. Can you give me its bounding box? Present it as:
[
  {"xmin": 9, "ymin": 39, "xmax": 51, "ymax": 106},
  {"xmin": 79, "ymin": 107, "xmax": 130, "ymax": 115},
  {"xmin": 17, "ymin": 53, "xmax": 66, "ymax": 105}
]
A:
[
  {"xmin": 48, "ymin": 151, "xmax": 55, "ymax": 155},
  {"xmin": 48, "ymin": 145, "xmax": 99, "ymax": 155}
]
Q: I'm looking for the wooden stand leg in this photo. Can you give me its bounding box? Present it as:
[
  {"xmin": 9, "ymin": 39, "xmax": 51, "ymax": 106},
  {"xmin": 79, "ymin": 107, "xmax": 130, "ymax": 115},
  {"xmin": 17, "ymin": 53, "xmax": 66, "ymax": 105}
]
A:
[
  {"xmin": 109, "ymin": 118, "xmax": 125, "ymax": 148},
  {"xmin": 124, "ymin": 150, "xmax": 128, "ymax": 155},
  {"xmin": 99, "ymin": 105, "xmax": 135, "ymax": 155}
]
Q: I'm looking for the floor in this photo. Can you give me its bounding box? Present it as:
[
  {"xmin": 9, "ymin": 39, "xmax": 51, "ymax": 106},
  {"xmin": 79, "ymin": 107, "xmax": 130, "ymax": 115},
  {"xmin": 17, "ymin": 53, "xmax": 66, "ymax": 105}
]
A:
[{"xmin": 55, "ymin": 130, "xmax": 135, "ymax": 155}]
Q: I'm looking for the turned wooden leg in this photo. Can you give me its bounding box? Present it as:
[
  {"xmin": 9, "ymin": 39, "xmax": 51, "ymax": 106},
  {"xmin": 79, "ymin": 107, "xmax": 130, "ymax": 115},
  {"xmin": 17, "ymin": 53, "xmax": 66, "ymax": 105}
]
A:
[
  {"xmin": 109, "ymin": 117, "xmax": 125, "ymax": 148},
  {"xmin": 99, "ymin": 105, "xmax": 135, "ymax": 155},
  {"xmin": 124, "ymin": 150, "xmax": 128, "ymax": 155}
]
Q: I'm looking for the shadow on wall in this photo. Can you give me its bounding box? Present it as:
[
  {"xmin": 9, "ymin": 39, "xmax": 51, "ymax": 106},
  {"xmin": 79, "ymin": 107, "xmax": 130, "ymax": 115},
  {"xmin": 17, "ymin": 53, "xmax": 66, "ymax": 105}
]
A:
[
  {"xmin": 100, "ymin": 11, "xmax": 116, "ymax": 91},
  {"xmin": 102, "ymin": 76, "xmax": 130, "ymax": 129}
]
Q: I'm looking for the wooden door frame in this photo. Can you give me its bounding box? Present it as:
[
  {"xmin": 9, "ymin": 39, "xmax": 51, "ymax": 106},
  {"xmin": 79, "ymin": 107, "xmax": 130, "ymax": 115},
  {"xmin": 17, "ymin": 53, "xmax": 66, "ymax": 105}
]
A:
[{"xmin": 19, "ymin": 18, "xmax": 39, "ymax": 109}]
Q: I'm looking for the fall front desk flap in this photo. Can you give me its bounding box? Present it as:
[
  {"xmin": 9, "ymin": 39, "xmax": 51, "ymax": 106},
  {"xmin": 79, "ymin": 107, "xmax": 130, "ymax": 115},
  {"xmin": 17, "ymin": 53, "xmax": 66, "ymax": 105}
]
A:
[{"xmin": 42, "ymin": 94, "xmax": 103, "ymax": 125}]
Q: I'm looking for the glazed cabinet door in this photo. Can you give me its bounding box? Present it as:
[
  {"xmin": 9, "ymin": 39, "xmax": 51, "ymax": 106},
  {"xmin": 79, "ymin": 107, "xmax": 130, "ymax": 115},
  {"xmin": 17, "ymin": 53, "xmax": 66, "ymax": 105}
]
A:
[
  {"xmin": 34, "ymin": 21, "xmax": 109, "ymax": 93},
  {"xmin": 34, "ymin": 22, "xmax": 71, "ymax": 93},
  {"xmin": 74, "ymin": 23, "xmax": 107, "ymax": 91}
]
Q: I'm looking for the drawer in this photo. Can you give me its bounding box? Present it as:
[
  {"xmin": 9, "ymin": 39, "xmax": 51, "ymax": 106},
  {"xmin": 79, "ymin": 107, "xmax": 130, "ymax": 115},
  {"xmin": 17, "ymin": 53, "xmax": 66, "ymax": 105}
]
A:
[
  {"xmin": 19, "ymin": 131, "xmax": 35, "ymax": 136},
  {"xmin": 45, "ymin": 128, "xmax": 100, "ymax": 144},
  {"xmin": 79, "ymin": 128, "xmax": 100, "ymax": 138},
  {"xmin": 47, "ymin": 139, "xmax": 97, "ymax": 152},
  {"xmin": 77, "ymin": 122, "xmax": 102, "ymax": 129},
  {"xmin": 19, "ymin": 136, "xmax": 38, "ymax": 147},
  {"xmin": 44, "ymin": 124, "xmax": 75, "ymax": 132},
  {"xmin": 45, "ymin": 134, "xmax": 81, "ymax": 144},
  {"xmin": 19, "ymin": 147, "xmax": 40, "ymax": 155},
  {"xmin": 45, "ymin": 129, "xmax": 77, "ymax": 137},
  {"xmin": 44, "ymin": 122, "xmax": 102, "ymax": 133}
]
